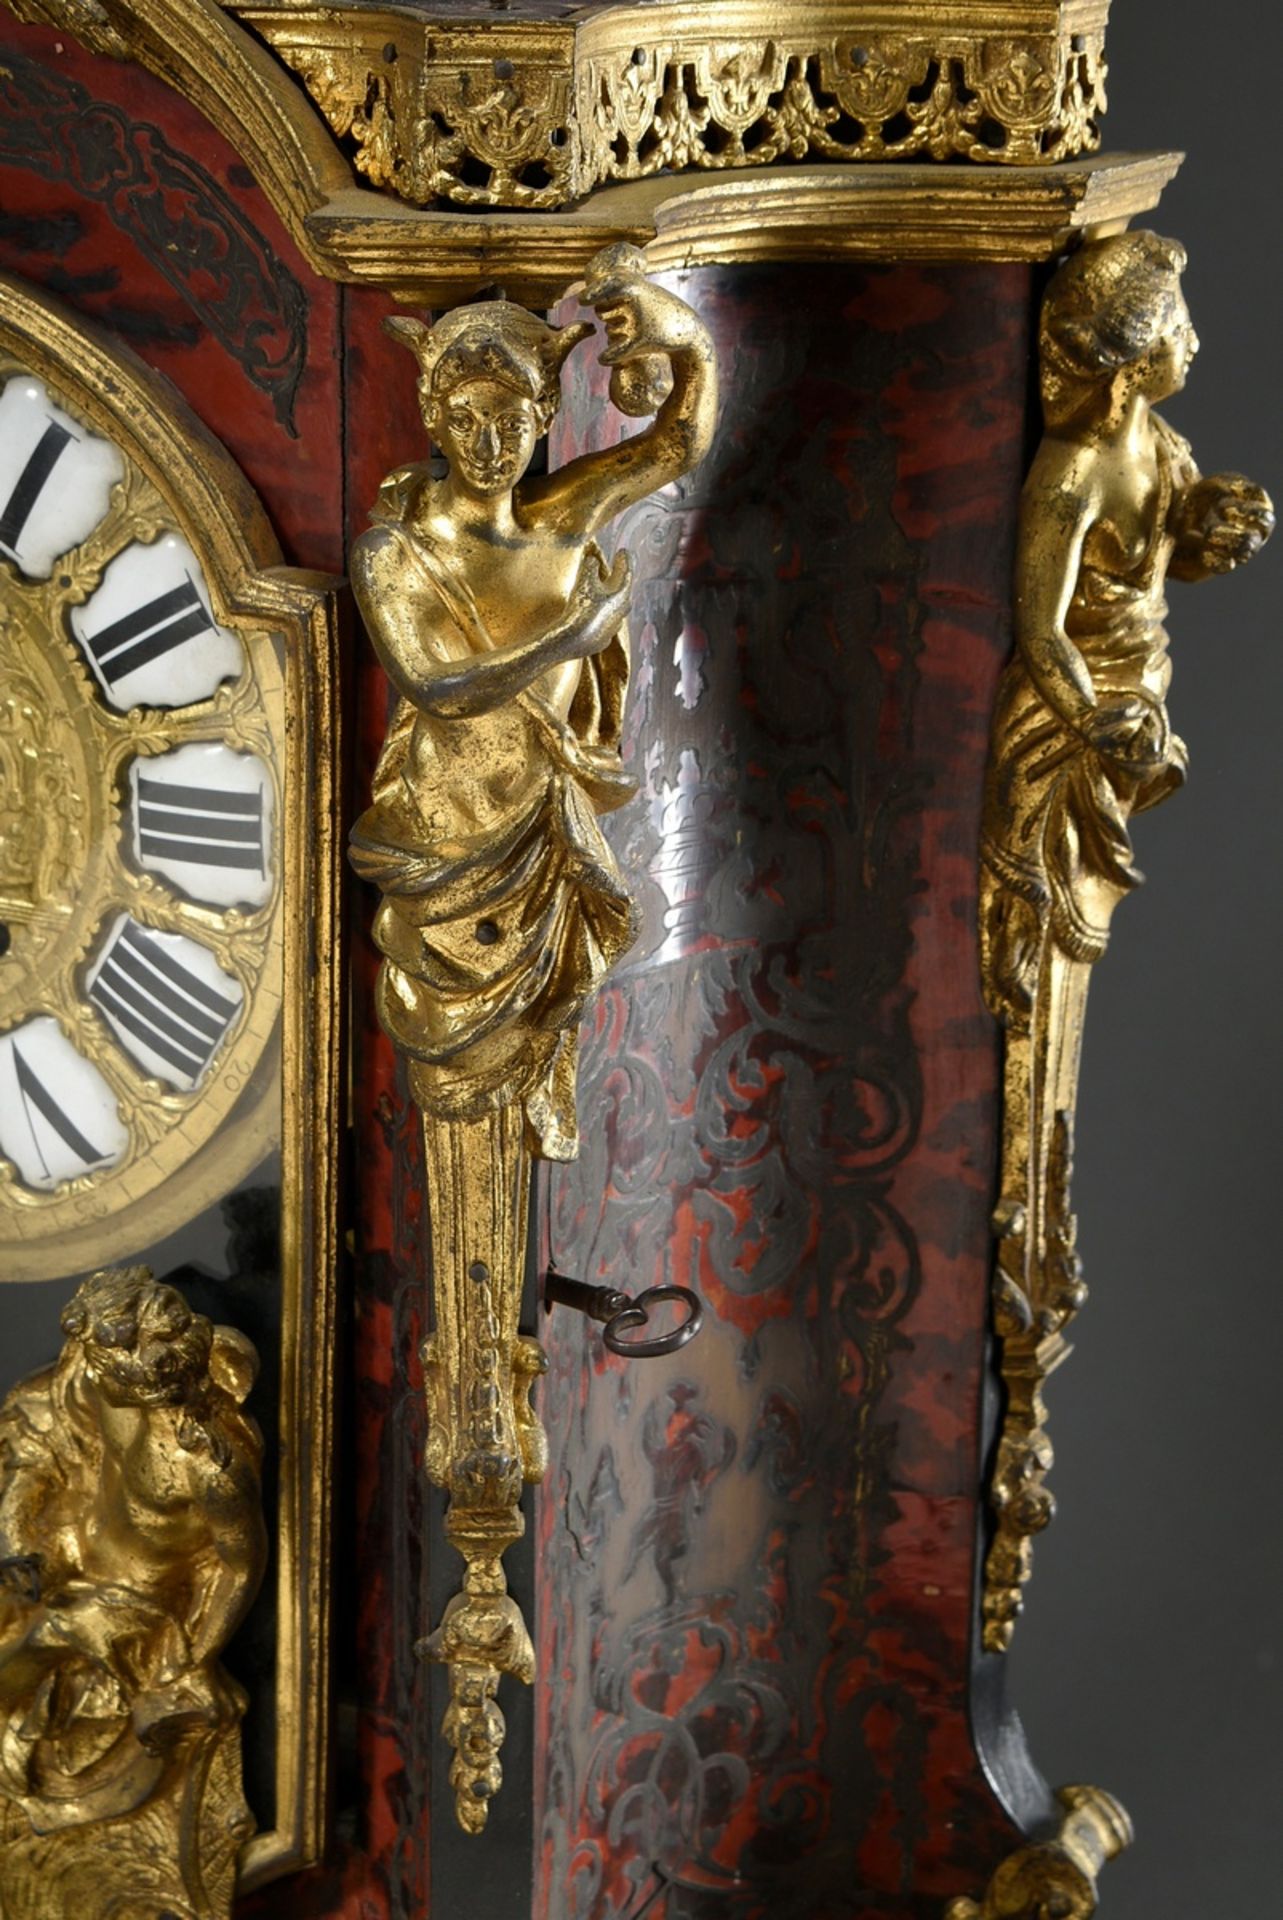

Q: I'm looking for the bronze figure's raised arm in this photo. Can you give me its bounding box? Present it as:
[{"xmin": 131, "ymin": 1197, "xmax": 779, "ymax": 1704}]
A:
[
  {"xmin": 979, "ymin": 231, "xmax": 1274, "ymax": 1652},
  {"xmin": 348, "ymin": 246, "xmax": 717, "ymax": 1830}
]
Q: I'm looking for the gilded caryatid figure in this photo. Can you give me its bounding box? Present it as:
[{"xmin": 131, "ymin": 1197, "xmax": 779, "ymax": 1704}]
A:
[
  {"xmin": 0, "ymin": 1266, "xmax": 266, "ymax": 1917},
  {"xmin": 980, "ymin": 231, "xmax": 1274, "ymax": 1650},
  {"xmin": 349, "ymin": 245, "xmax": 717, "ymax": 1829}
]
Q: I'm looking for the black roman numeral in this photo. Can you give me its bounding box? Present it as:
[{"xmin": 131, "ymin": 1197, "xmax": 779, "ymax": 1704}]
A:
[
  {"xmin": 136, "ymin": 778, "xmax": 267, "ymax": 875},
  {"xmin": 90, "ymin": 921, "xmax": 239, "ymax": 1082},
  {"xmin": 12, "ymin": 1042, "xmax": 107, "ymax": 1179},
  {"xmin": 82, "ymin": 575, "xmax": 213, "ymax": 686},
  {"xmin": 0, "ymin": 420, "xmax": 76, "ymax": 557}
]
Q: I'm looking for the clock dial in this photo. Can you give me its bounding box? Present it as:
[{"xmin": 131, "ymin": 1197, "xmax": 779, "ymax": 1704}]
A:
[
  {"xmin": 0, "ymin": 356, "xmax": 285, "ymax": 1280},
  {"xmin": 0, "ymin": 276, "xmax": 340, "ymax": 1888}
]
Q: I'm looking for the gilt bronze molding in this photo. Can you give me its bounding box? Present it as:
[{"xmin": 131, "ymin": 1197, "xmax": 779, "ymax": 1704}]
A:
[
  {"xmin": 348, "ymin": 247, "xmax": 717, "ymax": 1830},
  {"xmin": 307, "ymin": 154, "xmax": 1181, "ymax": 308},
  {"xmin": 978, "ymin": 230, "xmax": 1274, "ymax": 1651},
  {"xmin": 2, "ymin": 0, "xmax": 1168, "ymax": 306},
  {"xmin": 0, "ymin": 1267, "xmax": 265, "ymax": 1919},
  {"xmin": 232, "ymin": 0, "xmax": 1111, "ymax": 212}
]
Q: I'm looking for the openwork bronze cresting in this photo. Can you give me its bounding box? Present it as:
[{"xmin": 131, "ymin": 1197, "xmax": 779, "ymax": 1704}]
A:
[
  {"xmin": 979, "ymin": 231, "xmax": 1274, "ymax": 1651},
  {"xmin": 0, "ymin": 1266, "xmax": 266, "ymax": 1916},
  {"xmin": 235, "ymin": 0, "xmax": 1111, "ymax": 212},
  {"xmin": 349, "ymin": 245, "xmax": 717, "ymax": 1831}
]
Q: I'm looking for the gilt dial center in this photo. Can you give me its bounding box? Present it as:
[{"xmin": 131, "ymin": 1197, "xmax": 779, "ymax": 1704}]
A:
[{"xmin": 0, "ymin": 619, "xmax": 98, "ymax": 1012}]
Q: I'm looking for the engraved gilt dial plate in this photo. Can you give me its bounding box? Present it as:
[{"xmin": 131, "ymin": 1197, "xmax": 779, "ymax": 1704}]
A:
[{"xmin": 0, "ymin": 357, "xmax": 284, "ymax": 1280}]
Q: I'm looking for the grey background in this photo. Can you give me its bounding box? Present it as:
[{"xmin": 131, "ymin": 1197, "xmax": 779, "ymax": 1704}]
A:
[{"xmin": 1008, "ymin": 3, "xmax": 1283, "ymax": 1915}]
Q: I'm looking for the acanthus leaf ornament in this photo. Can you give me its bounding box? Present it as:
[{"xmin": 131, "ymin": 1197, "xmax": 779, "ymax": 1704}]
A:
[
  {"xmin": 348, "ymin": 244, "xmax": 717, "ymax": 1831},
  {"xmin": 979, "ymin": 230, "xmax": 1275, "ymax": 1652}
]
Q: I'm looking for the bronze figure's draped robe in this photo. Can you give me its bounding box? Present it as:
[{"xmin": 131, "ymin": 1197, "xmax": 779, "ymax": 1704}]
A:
[
  {"xmin": 345, "ymin": 256, "xmax": 718, "ymax": 1828},
  {"xmin": 976, "ymin": 230, "xmax": 1273, "ymax": 1657},
  {"xmin": 350, "ymin": 468, "xmax": 638, "ymax": 1161},
  {"xmin": 984, "ymin": 415, "xmax": 1194, "ymax": 981}
]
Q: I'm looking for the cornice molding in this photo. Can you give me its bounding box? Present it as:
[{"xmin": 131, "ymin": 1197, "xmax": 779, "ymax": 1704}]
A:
[
  {"xmin": 306, "ymin": 155, "xmax": 1181, "ymax": 306},
  {"xmin": 1, "ymin": 0, "xmax": 1168, "ymax": 303}
]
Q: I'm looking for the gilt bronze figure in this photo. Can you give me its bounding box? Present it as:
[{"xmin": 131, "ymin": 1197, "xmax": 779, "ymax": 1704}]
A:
[
  {"xmin": 349, "ymin": 244, "xmax": 717, "ymax": 1829},
  {"xmin": 979, "ymin": 231, "xmax": 1274, "ymax": 1649},
  {"xmin": 0, "ymin": 1266, "xmax": 266, "ymax": 1917}
]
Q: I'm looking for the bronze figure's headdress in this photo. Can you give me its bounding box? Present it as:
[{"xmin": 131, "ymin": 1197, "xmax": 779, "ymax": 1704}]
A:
[{"xmin": 385, "ymin": 306, "xmax": 593, "ymax": 418}]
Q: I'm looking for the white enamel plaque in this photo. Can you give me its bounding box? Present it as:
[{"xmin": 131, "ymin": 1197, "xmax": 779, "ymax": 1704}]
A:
[
  {"xmin": 86, "ymin": 914, "xmax": 245, "ymax": 1091},
  {"xmin": 128, "ymin": 742, "xmax": 274, "ymax": 911},
  {"xmin": 70, "ymin": 533, "xmax": 243, "ymax": 710},
  {"xmin": 0, "ymin": 377, "xmax": 124, "ymax": 579},
  {"xmin": 0, "ymin": 1016, "xmax": 128, "ymax": 1190}
]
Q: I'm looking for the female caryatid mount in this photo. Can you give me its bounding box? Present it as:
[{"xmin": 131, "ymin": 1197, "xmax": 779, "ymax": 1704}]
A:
[
  {"xmin": 983, "ymin": 230, "xmax": 1275, "ymax": 1016},
  {"xmin": 350, "ymin": 305, "xmax": 629, "ymax": 1160},
  {"xmin": 348, "ymin": 248, "xmax": 717, "ymax": 1830},
  {"xmin": 351, "ymin": 256, "xmax": 715, "ymax": 1156},
  {"xmin": 976, "ymin": 231, "xmax": 1273, "ymax": 1653}
]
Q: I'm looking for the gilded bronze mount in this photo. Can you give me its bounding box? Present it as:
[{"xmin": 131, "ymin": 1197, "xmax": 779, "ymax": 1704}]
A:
[
  {"xmin": 231, "ymin": 0, "xmax": 1111, "ymax": 211},
  {"xmin": 977, "ymin": 231, "xmax": 1274, "ymax": 1654}
]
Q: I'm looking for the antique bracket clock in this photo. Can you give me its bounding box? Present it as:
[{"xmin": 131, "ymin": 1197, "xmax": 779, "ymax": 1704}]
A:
[{"xmin": 0, "ymin": 3, "xmax": 1271, "ymax": 1919}]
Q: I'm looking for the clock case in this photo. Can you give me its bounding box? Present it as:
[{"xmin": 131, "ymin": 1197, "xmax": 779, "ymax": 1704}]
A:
[{"xmin": 0, "ymin": 3, "xmax": 1259, "ymax": 1918}]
